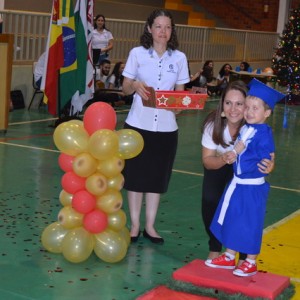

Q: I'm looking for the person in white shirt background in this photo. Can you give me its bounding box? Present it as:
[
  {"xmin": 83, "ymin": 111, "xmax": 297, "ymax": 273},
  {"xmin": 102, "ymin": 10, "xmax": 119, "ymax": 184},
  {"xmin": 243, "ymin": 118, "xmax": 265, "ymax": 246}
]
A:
[
  {"xmin": 92, "ymin": 14, "xmax": 113, "ymax": 65},
  {"xmin": 121, "ymin": 9, "xmax": 190, "ymax": 245},
  {"xmin": 34, "ymin": 52, "xmax": 46, "ymax": 89}
]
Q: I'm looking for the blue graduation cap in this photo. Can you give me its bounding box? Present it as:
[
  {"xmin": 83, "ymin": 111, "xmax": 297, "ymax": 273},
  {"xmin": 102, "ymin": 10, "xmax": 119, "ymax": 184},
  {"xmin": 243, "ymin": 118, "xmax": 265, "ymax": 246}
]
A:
[{"xmin": 247, "ymin": 78, "xmax": 285, "ymax": 110}]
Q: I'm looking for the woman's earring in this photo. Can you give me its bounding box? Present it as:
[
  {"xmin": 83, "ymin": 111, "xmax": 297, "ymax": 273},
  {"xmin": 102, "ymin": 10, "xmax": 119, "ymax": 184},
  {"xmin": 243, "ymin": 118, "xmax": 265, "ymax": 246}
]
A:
[{"xmin": 221, "ymin": 111, "xmax": 226, "ymax": 117}]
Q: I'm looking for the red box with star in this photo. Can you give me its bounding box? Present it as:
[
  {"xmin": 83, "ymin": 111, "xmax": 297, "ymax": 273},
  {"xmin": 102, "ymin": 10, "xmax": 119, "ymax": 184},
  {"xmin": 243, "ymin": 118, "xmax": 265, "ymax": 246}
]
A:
[{"xmin": 142, "ymin": 87, "xmax": 207, "ymax": 110}]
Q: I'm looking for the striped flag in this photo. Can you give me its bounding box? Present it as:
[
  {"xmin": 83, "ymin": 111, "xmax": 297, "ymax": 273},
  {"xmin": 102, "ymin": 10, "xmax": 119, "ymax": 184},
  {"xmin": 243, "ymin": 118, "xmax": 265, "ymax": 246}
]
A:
[
  {"xmin": 59, "ymin": 0, "xmax": 78, "ymax": 113},
  {"xmin": 41, "ymin": 0, "xmax": 64, "ymax": 115},
  {"xmin": 41, "ymin": 0, "xmax": 94, "ymax": 116},
  {"xmin": 70, "ymin": 0, "xmax": 94, "ymax": 114}
]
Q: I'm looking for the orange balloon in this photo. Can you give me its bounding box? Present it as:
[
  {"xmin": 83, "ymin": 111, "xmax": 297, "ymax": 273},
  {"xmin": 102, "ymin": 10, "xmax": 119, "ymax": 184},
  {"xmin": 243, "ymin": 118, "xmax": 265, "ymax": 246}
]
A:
[
  {"xmin": 61, "ymin": 171, "xmax": 86, "ymax": 194},
  {"xmin": 83, "ymin": 102, "xmax": 117, "ymax": 135},
  {"xmin": 263, "ymin": 67, "xmax": 274, "ymax": 74},
  {"xmin": 83, "ymin": 209, "xmax": 108, "ymax": 234},
  {"xmin": 58, "ymin": 153, "xmax": 75, "ymax": 172},
  {"xmin": 72, "ymin": 190, "xmax": 96, "ymax": 214}
]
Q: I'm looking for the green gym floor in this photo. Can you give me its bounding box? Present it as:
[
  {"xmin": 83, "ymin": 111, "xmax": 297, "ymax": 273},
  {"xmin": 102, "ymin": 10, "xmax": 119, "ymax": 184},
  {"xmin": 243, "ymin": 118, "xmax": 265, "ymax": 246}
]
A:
[{"xmin": 0, "ymin": 98, "xmax": 299, "ymax": 300}]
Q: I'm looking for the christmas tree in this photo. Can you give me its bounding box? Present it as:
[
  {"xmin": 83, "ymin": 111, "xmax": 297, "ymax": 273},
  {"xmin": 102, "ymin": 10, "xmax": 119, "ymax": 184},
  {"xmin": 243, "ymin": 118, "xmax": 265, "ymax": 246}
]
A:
[{"xmin": 272, "ymin": 7, "xmax": 300, "ymax": 95}]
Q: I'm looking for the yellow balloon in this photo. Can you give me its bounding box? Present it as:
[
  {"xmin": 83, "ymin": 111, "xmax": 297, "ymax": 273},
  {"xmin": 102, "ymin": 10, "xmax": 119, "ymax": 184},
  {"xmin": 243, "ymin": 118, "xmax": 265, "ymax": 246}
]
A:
[
  {"xmin": 117, "ymin": 129, "xmax": 144, "ymax": 159},
  {"xmin": 119, "ymin": 226, "xmax": 131, "ymax": 246},
  {"xmin": 59, "ymin": 189, "xmax": 73, "ymax": 206},
  {"xmin": 62, "ymin": 227, "xmax": 95, "ymax": 263},
  {"xmin": 88, "ymin": 129, "xmax": 119, "ymax": 160},
  {"xmin": 108, "ymin": 209, "xmax": 127, "ymax": 231},
  {"xmin": 68, "ymin": 120, "xmax": 84, "ymax": 126},
  {"xmin": 53, "ymin": 120, "xmax": 89, "ymax": 156},
  {"xmin": 107, "ymin": 173, "xmax": 125, "ymax": 191},
  {"xmin": 94, "ymin": 229, "xmax": 128, "ymax": 263},
  {"xmin": 85, "ymin": 172, "xmax": 108, "ymax": 196},
  {"xmin": 97, "ymin": 156, "xmax": 125, "ymax": 178},
  {"xmin": 73, "ymin": 152, "xmax": 97, "ymax": 177},
  {"xmin": 41, "ymin": 221, "xmax": 68, "ymax": 253},
  {"xmin": 58, "ymin": 206, "xmax": 83, "ymax": 229},
  {"xmin": 96, "ymin": 189, "xmax": 123, "ymax": 214}
]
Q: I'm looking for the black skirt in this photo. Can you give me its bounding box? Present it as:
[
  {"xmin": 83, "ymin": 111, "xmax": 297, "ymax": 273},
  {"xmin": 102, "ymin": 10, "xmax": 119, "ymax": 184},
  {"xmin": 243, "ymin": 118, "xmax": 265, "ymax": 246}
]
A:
[{"xmin": 122, "ymin": 123, "xmax": 178, "ymax": 193}]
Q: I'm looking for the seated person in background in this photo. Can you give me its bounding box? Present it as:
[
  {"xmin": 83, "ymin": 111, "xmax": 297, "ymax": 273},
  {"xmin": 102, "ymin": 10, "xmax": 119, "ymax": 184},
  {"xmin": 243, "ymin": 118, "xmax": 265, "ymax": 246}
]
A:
[
  {"xmin": 88, "ymin": 59, "xmax": 125, "ymax": 108},
  {"xmin": 186, "ymin": 60, "xmax": 215, "ymax": 95},
  {"xmin": 34, "ymin": 52, "xmax": 46, "ymax": 89},
  {"xmin": 95, "ymin": 58, "xmax": 111, "ymax": 88},
  {"xmin": 107, "ymin": 61, "xmax": 125, "ymax": 89},
  {"xmin": 107, "ymin": 62, "xmax": 133, "ymax": 105},
  {"xmin": 240, "ymin": 61, "xmax": 250, "ymax": 72},
  {"xmin": 216, "ymin": 63, "xmax": 232, "ymax": 95}
]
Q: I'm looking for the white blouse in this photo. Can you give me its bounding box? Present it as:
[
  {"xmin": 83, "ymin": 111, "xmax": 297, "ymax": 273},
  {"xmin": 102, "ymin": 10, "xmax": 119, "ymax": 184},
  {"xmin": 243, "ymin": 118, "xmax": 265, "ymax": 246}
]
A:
[
  {"xmin": 92, "ymin": 29, "xmax": 113, "ymax": 50},
  {"xmin": 202, "ymin": 122, "xmax": 234, "ymax": 154},
  {"xmin": 122, "ymin": 46, "xmax": 190, "ymax": 132}
]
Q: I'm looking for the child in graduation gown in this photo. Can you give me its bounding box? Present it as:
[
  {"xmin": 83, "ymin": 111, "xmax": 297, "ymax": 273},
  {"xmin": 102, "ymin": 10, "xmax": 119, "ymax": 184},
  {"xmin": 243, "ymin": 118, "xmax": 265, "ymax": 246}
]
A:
[{"xmin": 205, "ymin": 79, "xmax": 285, "ymax": 277}]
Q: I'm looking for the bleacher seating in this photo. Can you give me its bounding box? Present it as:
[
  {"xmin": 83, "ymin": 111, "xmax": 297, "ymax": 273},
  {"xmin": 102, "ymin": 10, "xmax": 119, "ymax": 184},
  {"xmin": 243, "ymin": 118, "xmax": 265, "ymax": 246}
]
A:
[
  {"xmin": 4, "ymin": 0, "xmax": 216, "ymax": 27},
  {"xmin": 95, "ymin": 0, "xmax": 215, "ymax": 27}
]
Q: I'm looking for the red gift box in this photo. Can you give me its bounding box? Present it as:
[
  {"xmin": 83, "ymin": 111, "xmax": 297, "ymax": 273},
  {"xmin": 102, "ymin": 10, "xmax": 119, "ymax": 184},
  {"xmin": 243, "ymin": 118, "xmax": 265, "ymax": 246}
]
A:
[{"xmin": 142, "ymin": 87, "xmax": 207, "ymax": 110}]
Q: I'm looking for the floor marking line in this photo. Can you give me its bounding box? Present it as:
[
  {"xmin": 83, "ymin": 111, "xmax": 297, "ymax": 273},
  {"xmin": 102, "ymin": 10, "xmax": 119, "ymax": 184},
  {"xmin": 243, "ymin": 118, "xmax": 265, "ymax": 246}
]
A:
[
  {"xmin": 173, "ymin": 169, "xmax": 300, "ymax": 193},
  {"xmin": 173, "ymin": 169, "xmax": 203, "ymax": 176},
  {"xmin": 0, "ymin": 133, "xmax": 53, "ymax": 142},
  {"xmin": 0, "ymin": 143, "xmax": 299, "ymax": 193},
  {"xmin": 0, "ymin": 141, "xmax": 59, "ymax": 153},
  {"xmin": 263, "ymin": 209, "xmax": 300, "ymax": 234},
  {"xmin": 8, "ymin": 118, "xmax": 57, "ymax": 125},
  {"xmin": 8, "ymin": 109, "xmax": 130, "ymax": 126}
]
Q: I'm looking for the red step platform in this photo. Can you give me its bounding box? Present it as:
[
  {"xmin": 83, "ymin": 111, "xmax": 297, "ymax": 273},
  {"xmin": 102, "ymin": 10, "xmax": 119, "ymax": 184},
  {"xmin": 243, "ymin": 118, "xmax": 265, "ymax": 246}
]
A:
[
  {"xmin": 137, "ymin": 285, "xmax": 216, "ymax": 300},
  {"xmin": 173, "ymin": 259, "xmax": 290, "ymax": 300}
]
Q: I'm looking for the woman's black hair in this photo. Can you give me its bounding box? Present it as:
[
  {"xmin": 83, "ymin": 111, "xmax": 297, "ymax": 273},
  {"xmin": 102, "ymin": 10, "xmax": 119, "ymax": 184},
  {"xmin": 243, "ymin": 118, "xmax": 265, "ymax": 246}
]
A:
[
  {"xmin": 240, "ymin": 61, "xmax": 250, "ymax": 71},
  {"xmin": 108, "ymin": 62, "xmax": 124, "ymax": 88},
  {"xmin": 140, "ymin": 9, "xmax": 179, "ymax": 50},
  {"xmin": 94, "ymin": 14, "xmax": 107, "ymax": 30},
  {"xmin": 219, "ymin": 63, "xmax": 232, "ymax": 77}
]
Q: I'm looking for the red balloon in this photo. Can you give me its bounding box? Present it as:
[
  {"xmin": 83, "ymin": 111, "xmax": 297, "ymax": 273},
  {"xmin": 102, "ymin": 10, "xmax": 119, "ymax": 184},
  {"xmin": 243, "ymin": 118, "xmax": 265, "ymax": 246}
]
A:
[
  {"xmin": 83, "ymin": 209, "xmax": 108, "ymax": 234},
  {"xmin": 61, "ymin": 171, "xmax": 86, "ymax": 194},
  {"xmin": 58, "ymin": 153, "xmax": 75, "ymax": 172},
  {"xmin": 83, "ymin": 102, "xmax": 117, "ymax": 135},
  {"xmin": 72, "ymin": 190, "xmax": 96, "ymax": 214}
]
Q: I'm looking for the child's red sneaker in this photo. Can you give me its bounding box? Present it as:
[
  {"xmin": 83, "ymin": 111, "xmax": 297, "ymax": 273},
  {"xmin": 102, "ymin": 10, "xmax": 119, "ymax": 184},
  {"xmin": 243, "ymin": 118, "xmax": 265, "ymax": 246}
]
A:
[
  {"xmin": 233, "ymin": 260, "xmax": 257, "ymax": 276},
  {"xmin": 205, "ymin": 253, "xmax": 235, "ymax": 269}
]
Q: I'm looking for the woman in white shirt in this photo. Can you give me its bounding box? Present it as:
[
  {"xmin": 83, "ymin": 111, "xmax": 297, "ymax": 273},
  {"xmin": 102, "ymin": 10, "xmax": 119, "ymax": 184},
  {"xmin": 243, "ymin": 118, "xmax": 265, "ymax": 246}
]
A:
[
  {"xmin": 92, "ymin": 14, "xmax": 113, "ymax": 64},
  {"xmin": 122, "ymin": 9, "xmax": 190, "ymax": 244}
]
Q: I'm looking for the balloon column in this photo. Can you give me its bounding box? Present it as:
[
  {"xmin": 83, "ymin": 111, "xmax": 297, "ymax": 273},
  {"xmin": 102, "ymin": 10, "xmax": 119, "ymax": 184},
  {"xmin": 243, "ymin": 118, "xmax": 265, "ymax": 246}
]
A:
[{"xmin": 41, "ymin": 102, "xmax": 144, "ymax": 263}]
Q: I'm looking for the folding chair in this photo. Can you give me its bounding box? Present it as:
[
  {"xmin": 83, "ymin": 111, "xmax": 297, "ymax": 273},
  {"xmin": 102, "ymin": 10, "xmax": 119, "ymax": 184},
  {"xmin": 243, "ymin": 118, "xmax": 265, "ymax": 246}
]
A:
[{"xmin": 28, "ymin": 63, "xmax": 44, "ymax": 110}]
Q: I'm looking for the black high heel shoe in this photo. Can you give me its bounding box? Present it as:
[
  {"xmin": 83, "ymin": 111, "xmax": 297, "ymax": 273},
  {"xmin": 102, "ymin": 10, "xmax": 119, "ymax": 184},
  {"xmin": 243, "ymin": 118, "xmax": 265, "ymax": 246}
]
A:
[
  {"xmin": 130, "ymin": 231, "xmax": 141, "ymax": 243},
  {"xmin": 143, "ymin": 229, "xmax": 164, "ymax": 245}
]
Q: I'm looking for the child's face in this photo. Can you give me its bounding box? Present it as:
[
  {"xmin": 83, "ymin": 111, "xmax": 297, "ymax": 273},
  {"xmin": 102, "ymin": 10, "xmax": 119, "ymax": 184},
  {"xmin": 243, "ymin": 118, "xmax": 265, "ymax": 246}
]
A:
[{"xmin": 244, "ymin": 96, "xmax": 271, "ymax": 124}]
